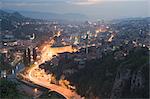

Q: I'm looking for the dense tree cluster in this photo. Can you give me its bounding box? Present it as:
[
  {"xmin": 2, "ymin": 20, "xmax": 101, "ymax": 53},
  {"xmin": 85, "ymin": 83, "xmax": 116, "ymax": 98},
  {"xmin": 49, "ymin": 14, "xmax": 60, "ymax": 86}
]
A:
[
  {"xmin": 67, "ymin": 47, "xmax": 149, "ymax": 98},
  {"xmin": 0, "ymin": 79, "xmax": 19, "ymax": 98}
]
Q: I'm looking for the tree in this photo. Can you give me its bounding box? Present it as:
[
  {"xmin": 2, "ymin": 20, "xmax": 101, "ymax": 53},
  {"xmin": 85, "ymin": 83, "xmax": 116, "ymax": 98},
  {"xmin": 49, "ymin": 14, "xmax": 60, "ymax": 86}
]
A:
[
  {"xmin": 0, "ymin": 53, "xmax": 5, "ymax": 66},
  {"xmin": 0, "ymin": 79, "xmax": 19, "ymax": 98}
]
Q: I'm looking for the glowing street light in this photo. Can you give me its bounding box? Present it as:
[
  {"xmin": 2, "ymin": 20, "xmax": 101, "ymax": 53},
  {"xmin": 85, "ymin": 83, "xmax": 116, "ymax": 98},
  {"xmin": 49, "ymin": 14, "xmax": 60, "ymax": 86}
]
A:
[
  {"xmin": 34, "ymin": 62, "xmax": 38, "ymax": 65},
  {"xmin": 34, "ymin": 88, "xmax": 38, "ymax": 93}
]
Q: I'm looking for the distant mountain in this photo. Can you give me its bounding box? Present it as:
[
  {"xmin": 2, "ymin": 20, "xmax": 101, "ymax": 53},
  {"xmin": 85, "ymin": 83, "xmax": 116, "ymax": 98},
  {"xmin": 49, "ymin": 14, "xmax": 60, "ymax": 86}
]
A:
[
  {"xmin": 0, "ymin": 10, "xmax": 24, "ymax": 20},
  {"xmin": 0, "ymin": 10, "xmax": 25, "ymax": 31},
  {"xmin": 2, "ymin": 9, "xmax": 88, "ymax": 21}
]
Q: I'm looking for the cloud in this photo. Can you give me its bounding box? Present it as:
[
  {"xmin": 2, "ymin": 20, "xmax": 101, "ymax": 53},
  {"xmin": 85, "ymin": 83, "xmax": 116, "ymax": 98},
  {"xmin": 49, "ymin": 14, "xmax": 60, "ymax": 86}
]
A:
[
  {"xmin": 66, "ymin": 0, "xmax": 100, "ymax": 5},
  {"xmin": 66, "ymin": 0, "xmax": 147, "ymax": 5},
  {"xmin": 1, "ymin": 0, "xmax": 147, "ymax": 6},
  {"xmin": 2, "ymin": 2, "xmax": 49, "ymax": 7}
]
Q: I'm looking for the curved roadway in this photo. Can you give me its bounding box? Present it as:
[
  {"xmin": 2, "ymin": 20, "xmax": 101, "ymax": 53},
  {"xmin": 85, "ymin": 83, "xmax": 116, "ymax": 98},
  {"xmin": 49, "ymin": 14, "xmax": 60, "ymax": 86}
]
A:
[
  {"xmin": 28, "ymin": 65, "xmax": 81, "ymax": 99},
  {"xmin": 25, "ymin": 37, "xmax": 81, "ymax": 99}
]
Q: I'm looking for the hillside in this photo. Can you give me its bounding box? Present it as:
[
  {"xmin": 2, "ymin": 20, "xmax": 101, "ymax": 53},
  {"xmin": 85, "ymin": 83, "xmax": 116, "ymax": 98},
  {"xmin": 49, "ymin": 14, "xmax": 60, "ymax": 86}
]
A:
[
  {"xmin": 68, "ymin": 47, "xmax": 149, "ymax": 98},
  {"xmin": 0, "ymin": 10, "xmax": 24, "ymax": 31},
  {"xmin": 1, "ymin": 9, "xmax": 88, "ymax": 21}
]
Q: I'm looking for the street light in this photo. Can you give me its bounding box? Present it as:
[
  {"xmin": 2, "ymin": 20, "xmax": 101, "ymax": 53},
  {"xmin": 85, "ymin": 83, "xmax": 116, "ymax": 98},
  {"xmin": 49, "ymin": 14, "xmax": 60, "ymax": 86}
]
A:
[
  {"xmin": 34, "ymin": 88, "xmax": 38, "ymax": 93},
  {"xmin": 34, "ymin": 62, "xmax": 38, "ymax": 65},
  {"xmin": 33, "ymin": 88, "xmax": 38, "ymax": 99}
]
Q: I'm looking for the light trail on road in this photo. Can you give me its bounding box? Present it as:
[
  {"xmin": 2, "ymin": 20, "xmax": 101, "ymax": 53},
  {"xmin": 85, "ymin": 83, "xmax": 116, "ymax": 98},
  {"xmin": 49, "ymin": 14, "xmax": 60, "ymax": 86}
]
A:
[{"xmin": 26, "ymin": 37, "xmax": 81, "ymax": 99}]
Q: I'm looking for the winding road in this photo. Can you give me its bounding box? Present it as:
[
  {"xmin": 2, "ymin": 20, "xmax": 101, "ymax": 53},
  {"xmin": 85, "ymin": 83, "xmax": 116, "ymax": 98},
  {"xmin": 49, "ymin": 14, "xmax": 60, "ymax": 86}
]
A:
[{"xmin": 25, "ymin": 37, "xmax": 81, "ymax": 99}]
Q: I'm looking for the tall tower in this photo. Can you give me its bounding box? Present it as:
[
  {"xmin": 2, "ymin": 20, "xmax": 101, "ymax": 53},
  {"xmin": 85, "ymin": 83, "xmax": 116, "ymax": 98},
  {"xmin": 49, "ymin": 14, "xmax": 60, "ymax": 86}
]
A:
[
  {"xmin": 85, "ymin": 31, "xmax": 89, "ymax": 55},
  {"xmin": 23, "ymin": 49, "xmax": 28, "ymax": 66},
  {"xmin": 33, "ymin": 47, "xmax": 37, "ymax": 61},
  {"xmin": 27, "ymin": 48, "xmax": 31, "ymax": 65}
]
